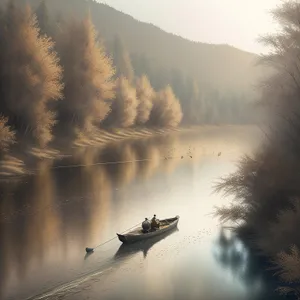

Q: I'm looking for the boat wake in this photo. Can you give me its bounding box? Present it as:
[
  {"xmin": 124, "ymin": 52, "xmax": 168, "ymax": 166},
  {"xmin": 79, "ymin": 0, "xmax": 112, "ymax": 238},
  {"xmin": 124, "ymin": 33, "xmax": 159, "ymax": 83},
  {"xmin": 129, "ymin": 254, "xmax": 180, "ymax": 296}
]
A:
[
  {"xmin": 25, "ymin": 264, "xmax": 114, "ymax": 300},
  {"xmin": 23, "ymin": 227, "xmax": 179, "ymax": 300}
]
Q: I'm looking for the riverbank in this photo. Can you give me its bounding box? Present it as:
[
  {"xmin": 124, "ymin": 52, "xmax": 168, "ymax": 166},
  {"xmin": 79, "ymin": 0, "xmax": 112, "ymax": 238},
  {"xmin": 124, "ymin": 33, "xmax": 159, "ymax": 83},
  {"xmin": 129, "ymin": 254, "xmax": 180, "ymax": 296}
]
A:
[
  {"xmin": 0, "ymin": 126, "xmax": 184, "ymax": 179},
  {"xmin": 0, "ymin": 126, "xmax": 281, "ymax": 300},
  {"xmin": 0, "ymin": 125, "xmax": 260, "ymax": 180},
  {"xmin": 214, "ymin": 138, "xmax": 300, "ymax": 298}
]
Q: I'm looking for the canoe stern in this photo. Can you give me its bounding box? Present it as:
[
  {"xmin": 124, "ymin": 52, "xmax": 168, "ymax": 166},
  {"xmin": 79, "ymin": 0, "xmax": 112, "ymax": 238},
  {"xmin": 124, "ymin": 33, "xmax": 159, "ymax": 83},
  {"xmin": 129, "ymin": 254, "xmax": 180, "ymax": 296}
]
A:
[{"xmin": 117, "ymin": 233, "xmax": 127, "ymax": 243}]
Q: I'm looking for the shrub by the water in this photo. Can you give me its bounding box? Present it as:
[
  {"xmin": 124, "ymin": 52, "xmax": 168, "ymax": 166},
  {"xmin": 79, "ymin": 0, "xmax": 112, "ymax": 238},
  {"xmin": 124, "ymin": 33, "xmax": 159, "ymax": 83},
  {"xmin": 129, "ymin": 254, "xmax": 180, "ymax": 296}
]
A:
[{"xmin": 214, "ymin": 1, "xmax": 300, "ymax": 297}]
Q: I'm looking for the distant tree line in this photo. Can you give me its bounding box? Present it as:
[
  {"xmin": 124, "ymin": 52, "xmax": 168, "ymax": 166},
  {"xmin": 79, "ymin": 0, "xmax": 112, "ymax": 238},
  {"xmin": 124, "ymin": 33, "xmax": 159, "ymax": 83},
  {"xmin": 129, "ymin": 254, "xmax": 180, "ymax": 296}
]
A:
[
  {"xmin": 34, "ymin": 0, "xmax": 257, "ymax": 127},
  {"xmin": 0, "ymin": 0, "xmax": 257, "ymax": 155},
  {"xmin": 0, "ymin": 1, "xmax": 183, "ymax": 154},
  {"xmin": 131, "ymin": 54, "xmax": 257, "ymax": 125}
]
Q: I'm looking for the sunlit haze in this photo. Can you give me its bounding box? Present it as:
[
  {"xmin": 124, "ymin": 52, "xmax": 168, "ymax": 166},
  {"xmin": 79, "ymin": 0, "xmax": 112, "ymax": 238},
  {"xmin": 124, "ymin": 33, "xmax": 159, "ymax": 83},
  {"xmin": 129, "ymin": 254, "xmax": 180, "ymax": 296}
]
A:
[
  {"xmin": 98, "ymin": 0, "xmax": 281, "ymax": 54},
  {"xmin": 1, "ymin": 0, "xmax": 300, "ymax": 299}
]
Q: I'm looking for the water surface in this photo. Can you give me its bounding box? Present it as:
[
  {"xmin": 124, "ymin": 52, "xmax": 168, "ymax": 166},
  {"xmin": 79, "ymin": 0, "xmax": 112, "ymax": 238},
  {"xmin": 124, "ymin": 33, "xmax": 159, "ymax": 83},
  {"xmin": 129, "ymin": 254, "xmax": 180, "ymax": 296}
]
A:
[{"xmin": 0, "ymin": 127, "xmax": 285, "ymax": 300}]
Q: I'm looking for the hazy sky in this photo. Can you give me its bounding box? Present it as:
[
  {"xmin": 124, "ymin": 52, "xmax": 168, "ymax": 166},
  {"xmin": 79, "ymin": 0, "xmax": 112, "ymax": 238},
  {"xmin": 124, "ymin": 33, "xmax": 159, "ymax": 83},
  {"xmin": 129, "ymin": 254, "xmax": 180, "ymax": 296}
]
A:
[{"xmin": 98, "ymin": 0, "xmax": 281, "ymax": 54}]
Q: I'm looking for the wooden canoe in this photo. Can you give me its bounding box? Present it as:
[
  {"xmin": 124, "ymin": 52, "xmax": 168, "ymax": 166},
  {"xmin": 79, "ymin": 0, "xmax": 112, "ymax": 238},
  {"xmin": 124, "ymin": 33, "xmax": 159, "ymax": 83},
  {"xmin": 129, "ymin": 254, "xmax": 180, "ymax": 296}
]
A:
[
  {"xmin": 116, "ymin": 215, "xmax": 180, "ymax": 244},
  {"xmin": 114, "ymin": 227, "xmax": 179, "ymax": 259}
]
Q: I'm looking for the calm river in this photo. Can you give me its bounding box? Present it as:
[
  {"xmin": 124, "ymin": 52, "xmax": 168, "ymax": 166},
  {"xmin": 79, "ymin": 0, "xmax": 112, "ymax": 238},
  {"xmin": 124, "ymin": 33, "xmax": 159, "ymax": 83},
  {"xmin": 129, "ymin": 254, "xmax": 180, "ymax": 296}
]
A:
[{"xmin": 0, "ymin": 126, "xmax": 285, "ymax": 300}]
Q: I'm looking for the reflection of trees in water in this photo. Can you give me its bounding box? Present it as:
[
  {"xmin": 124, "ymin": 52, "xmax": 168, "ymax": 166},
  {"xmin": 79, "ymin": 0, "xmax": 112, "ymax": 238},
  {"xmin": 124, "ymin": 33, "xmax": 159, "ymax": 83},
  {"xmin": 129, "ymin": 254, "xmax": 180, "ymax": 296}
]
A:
[
  {"xmin": 81, "ymin": 165, "xmax": 112, "ymax": 244},
  {"xmin": 0, "ymin": 135, "xmax": 188, "ymax": 299},
  {"xmin": 106, "ymin": 135, "xmax": 182, "ymax": 182},
  {"xmin": 133, "ymin": 140, "xmax": 161, "ymax": 180},
  {"xmin": 167, "ymin": 229, "xmax": 283, "ymax": 300},
  {"xmin": 68, "ymin": 134, "xmax": 184, "ymax": 186},
  {"xmin": 0, "ymin": 160, "xmax": 60, "ymax": 297},
  {"xmin": 213, "ymin": 228, "xmax": 283, "ymax": 299},
  {"xmin": 100, "ymin": 143, "xmax": 137, "ymax": 225},
  {"xmin": 0, "ymin": 181, "xmax": 21, "ymax": 299},
  {"xmin": 72, "ymin": 146, "xmax": 101, "ymax": 167},
  {"xmin": 25, "ymin": 160, "xmax": 60, "ymax": 263},
  {"xmin": 0, "ymin": 155, "xmax": 113, "ymax": 298},
  {"xmin": 101, "ymin": 143, "xmax": 137, "ymax": 186},
  {"xmin": 57, "ymin": 148, "xmax": 112, "ymax": 251},
  {"xmin": 154, "ymin": 135, "xmax": 181, "ymax": 174}
]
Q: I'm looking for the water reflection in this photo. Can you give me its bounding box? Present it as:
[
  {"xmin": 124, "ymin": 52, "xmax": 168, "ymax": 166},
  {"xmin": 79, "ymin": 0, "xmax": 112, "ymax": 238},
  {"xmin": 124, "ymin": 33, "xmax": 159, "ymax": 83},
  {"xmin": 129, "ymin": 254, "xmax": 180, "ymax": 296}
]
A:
[
  {"xmin": 0, "ymin": 127, "xmax": 270, "ymax": 300},
  {"xmin": 0, "ymin": 159, "xmax": 61, "ymax": 299},
  {"xmin": 0, "ymin": 134, "xmax": 186, "ymax": 300},
  {"xmin": 101, "ymin": 143, "xmax": 138, "ymax": 186},
  {"xmin": 212, "ymin": 228, "xmax": 283, "ymax": 299},
  {"xmin": 131, "ymin": 140, "xmax": 161, "ymax": 180}
]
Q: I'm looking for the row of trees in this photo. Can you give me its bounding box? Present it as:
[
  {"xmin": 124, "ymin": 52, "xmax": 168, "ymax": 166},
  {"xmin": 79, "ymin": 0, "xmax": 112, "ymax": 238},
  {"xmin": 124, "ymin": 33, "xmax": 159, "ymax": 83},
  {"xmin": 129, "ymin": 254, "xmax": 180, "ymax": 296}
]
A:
[
  {"xmin": 131, "ymin": 54, "xmax": 257, "ymax": 125},
  {"xmin": 34, "ymin": 0, "xmax": 255, "ymax": 127},
  {"xmin": 215, "ymin": 1, "xmax": 300, "ymax": 298},
  {"xmin": 0, "ymin": 1, "xmax": 183, "ymax": 153}
]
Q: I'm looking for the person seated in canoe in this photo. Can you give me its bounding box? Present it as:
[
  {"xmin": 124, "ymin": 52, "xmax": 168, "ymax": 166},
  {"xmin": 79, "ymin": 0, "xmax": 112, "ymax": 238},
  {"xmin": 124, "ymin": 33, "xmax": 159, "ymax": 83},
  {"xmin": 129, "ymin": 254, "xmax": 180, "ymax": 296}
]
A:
[
  {"xmin": 151, "ymin": 214, "xmax": 160, "ymax": 230},
  {"xmin": 142, "ymin": 217, "xmax": 151, "ymax": 233}
]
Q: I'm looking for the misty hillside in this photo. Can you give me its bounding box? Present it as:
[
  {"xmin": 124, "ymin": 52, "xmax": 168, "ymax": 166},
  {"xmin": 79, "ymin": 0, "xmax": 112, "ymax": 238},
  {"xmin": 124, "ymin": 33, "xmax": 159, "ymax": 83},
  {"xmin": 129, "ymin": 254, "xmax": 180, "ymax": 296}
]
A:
[{"xmin": 18, "ymin": 0, "xmax": 265, "ymax": 97}]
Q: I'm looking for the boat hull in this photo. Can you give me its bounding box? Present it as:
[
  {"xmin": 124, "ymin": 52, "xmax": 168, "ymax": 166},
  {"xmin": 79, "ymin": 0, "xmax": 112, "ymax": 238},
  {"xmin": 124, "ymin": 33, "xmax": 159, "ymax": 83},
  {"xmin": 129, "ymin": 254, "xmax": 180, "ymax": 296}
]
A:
[{"xmin": 117, "ymin": 216, "xmax": 179, "ymax": 244}]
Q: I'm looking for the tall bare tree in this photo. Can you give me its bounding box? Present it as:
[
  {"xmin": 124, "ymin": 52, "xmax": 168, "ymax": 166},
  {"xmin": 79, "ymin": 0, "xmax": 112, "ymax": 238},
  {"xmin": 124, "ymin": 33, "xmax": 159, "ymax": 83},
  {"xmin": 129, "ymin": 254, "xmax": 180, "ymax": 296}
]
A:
[{"xmin": 35, "ymin": 0, "xmax": 51, "ymax": 36}]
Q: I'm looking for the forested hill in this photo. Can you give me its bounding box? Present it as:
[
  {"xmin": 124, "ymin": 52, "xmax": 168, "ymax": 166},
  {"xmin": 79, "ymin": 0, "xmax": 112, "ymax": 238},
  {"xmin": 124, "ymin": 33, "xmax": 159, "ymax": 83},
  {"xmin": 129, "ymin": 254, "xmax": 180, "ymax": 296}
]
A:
[{"xmin": 16, "ymin": 0, "xmax": 264, "ymax": 96}]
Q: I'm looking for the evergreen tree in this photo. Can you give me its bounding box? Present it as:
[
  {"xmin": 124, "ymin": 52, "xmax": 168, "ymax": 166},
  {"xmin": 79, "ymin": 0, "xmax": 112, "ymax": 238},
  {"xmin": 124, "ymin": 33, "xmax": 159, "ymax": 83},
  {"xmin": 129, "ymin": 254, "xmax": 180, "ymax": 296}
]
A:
[
  {"xmin": 135, "ymin": 75, "xmax": 154, "ymax": 125},
  {"xmin": 55, "ymin": 15, "xmax": 115, "ymax": 134},
  {"xmin": 54, "ymin": 12, "xmax": 65, "ymax": 33},
  {"xmin": 204, "ymin": 89, "xmax": 220, "ymax": 124},
  {"xmin": 150, "ymin": 85, "xmax": 183, "ymax": 127},
  {"xmin": 170, "ymin": 68, "xmax": 185, "ymax": 107},
  {"xmin": 105, "ymin": 76, "xmax": 138, "ymax": 128},
  {"xmin": 179, "ymin": 76, "xmax": 190, "ymax": 123},
  {"xmin": 151, "ymin": 67, "xmax": 170, "ymax": 90},
  {"xmin": 0, "ymin": 2, "xmax": 63, "ymax": 147},
  {"xmin": 130, "ymin": 53, "xmax": 142, "ymax": 78},
  {"xmin": 186, "ymin": 78, "xmax": 199, "ymax": 124},
  {"xmin": 194, "ymin": 86, "xmax": 208, "ymax": 124},
  {"xmin": 131, "ymin": 53, "xmax": 153, "ymax": 82},
  {"xmin": 35, "ymin": 0, "xmax": 50, "ymax": 35},
  {"xmin": 112, "ymin": 35, "xmax": 134, "ymax": 83}
]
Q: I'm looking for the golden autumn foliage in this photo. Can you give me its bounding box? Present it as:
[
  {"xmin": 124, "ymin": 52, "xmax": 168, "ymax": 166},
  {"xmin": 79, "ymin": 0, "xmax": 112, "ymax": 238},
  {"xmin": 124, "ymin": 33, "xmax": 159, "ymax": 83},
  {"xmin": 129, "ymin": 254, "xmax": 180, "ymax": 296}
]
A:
[
  {"xmin": 135, "ymin": 75, "xmax": 154, "ymax": 125},
  {"xmin": 150, "ymin": 85, "xmax": 183, "ymax": 127},
  {"xmin": 0, "ymin": 116, "xmax": 15, "ymax": 153},
  {"xmin": 0, "ymin": 2, "xmax": 186, "ymax": 156},
  {"xmin": 105, "ymin": 76, "xmax": 138, "ymax": 128},
  {"xmin": 0, "ymin": 2, "xmax": 63, "ymax": 148},
  {"xmin": 55, "ymin": 15, "xmax": 115, "ymax": 133}
]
